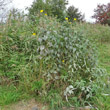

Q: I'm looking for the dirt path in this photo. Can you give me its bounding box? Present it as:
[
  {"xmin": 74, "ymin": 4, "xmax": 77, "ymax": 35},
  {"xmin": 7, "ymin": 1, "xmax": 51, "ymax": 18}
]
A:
[
  {"xmin": 1, "ymin": 99, "xmax": 48, "ymax": 110},
  {"xmin": 0, "ymin": 99, "xmax": 92, "ymax": 110}
]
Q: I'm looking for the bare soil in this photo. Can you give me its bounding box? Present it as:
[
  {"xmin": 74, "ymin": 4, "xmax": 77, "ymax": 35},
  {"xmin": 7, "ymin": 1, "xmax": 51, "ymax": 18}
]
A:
[
  {"xmin": 0, "ymin": 99, "xmax": 91, "ymax": 110},
  {"xmin": 1, "ymin": 99, "xmax": 48, "ymax": 110}
]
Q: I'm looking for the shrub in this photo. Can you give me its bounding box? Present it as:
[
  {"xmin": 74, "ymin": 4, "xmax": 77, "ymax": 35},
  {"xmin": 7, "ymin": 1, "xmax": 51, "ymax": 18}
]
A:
[{"xmin": 0, "ymin": 13, "xmax": 106, "ymax": 109}]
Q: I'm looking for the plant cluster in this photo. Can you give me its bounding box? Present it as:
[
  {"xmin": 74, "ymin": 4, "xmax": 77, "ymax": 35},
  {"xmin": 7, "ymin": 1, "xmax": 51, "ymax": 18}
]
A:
[{"xmin": 0, "ymin": 12, "xmax": 107, "ymax": 109}]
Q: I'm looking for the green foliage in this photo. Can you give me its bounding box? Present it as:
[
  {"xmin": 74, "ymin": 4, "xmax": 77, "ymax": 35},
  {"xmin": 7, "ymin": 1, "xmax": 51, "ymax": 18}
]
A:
[
  {"xmin": 28, "ymin": 0, "xmax": 52, "ymax": 16},
  {"xmin": 67, "ymin": 5, "xmax": 84, "ymax": 22},
  {"xmin": 73, "ymin": 22, "xmax": 110, "ymax": 43},
  {"xmin": 50, "ymin": 0, "xmax": 68, "ymax": 20},
  {"xmin": 28, "ymin": 0, "xmax": 68, "ymax": 21},
  {"xmin": 92, "ymin": 93, "xmax": 110, "ymax": 110},
  {"xmin": 47, "ymin": 91, "xmax": 63, "ymax": 110},
  {"xmin": 0, "ymin": 85, "xmax": 29, "ymax": 106},
  {"xmin": 98, "ymin": 43, "xmax": 110, "ymax": 73},
  {"xmin": 31, "ymin": 79, "xmax": 43, "ymax": 91},
  {"xmin": 0, "ymin": 12, "xmax": 107, "ymax": 109}
]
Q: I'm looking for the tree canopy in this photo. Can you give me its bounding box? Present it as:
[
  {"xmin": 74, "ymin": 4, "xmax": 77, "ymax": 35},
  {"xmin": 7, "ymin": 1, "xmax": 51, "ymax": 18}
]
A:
[
  {"xmin": 67, "ymin": 5, "xmax": 84, "ymax": 22},
  {"xmin": 28, "ymin": 0, "xmax": 68, "ymax": 21},
  {"xmin": 92, "ymin": 3, "xmax": 110, "ymax": 25}
]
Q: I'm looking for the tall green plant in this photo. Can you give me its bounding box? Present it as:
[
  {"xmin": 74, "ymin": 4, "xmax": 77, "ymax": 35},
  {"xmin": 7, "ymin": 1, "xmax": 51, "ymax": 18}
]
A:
[{"xmin": 0, "ymin": 13, "xmax": 107, "ymax": 109}]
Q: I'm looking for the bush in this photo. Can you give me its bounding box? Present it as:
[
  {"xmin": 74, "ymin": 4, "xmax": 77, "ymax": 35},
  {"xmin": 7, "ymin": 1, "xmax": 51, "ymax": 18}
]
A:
[{"xmin": 0, "ymin": 13, "xmax": 106, "ymax": 109}]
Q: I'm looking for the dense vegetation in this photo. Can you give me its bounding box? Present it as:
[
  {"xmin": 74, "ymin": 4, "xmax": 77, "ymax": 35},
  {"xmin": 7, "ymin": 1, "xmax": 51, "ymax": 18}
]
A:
[{"xmin": 0, "ymin": 9, "xmax": 110, "ymax": 110}]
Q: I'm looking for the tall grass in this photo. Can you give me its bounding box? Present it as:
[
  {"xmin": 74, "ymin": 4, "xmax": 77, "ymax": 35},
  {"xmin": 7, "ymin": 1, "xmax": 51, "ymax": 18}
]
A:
[{"xmin": 73, "ymin": 22, "xmax": 110, "ymax": 43}]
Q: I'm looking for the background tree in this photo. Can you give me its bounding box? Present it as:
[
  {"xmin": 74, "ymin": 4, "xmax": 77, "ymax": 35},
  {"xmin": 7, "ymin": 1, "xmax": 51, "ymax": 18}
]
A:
[
  {"xmin": 67, "ymin": 5, "xmax": 84, "ymax": 22},
  {"xmin": 50, "ymin": 0, "xmax": 68, "ymax": 20},
  {"xmin": 28, "ymin": 0, "xmax": 52, "ymax": 16},
  {"xmin": 92, "ymin": 3, "xmax": 110, "ymax": 25},
  {"xmin": 28, "ymin": 0, "xmax": 68, "ymax": 21},
  {"xmin": 0, "ymin": 0, "xmax": 12, "ymax": 19}
]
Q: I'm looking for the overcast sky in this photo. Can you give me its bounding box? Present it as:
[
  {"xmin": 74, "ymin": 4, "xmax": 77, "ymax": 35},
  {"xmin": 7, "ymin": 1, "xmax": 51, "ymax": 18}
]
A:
[{"xmin": 12, "ymin": 0, "xmax": 110, "ymax": 22}]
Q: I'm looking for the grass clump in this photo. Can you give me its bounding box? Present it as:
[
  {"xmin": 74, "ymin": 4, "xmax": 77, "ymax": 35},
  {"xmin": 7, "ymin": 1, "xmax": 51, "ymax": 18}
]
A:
[
  {"xmin": 0, "ymin": 85, "xmax": 30, "ymax": 106},
  {"xmin": 0, "ymin": 13, "xmax": 107, "ymax": 109}
]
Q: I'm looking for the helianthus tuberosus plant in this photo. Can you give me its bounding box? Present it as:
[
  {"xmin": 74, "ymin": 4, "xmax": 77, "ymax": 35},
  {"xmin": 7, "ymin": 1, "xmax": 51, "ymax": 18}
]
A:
[{"xmin": 0, "ymin": 12, "xmax": 107, "ymax": 109}]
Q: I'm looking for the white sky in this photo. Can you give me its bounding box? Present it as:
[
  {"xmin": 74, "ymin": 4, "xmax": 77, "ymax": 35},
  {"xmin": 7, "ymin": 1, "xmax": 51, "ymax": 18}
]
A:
[{"xmin": 12, "ymin": 0, "xmax": 110, "ymax": 22}]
